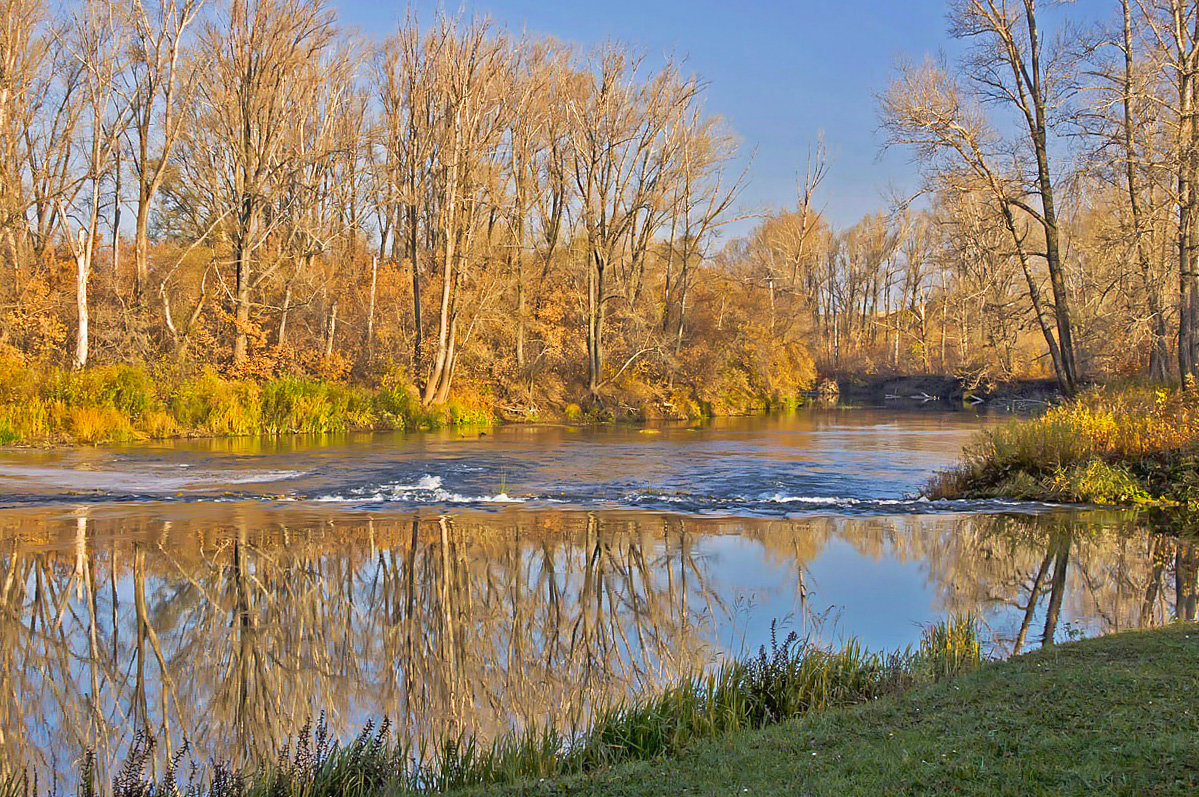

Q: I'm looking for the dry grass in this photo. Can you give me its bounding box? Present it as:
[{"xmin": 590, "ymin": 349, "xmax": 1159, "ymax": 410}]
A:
[
  {"xmin": 927, "ymin": 386, "xmax": 1199, "ymax": 504},
  {"xmin": 0, "ymin": 358, "xmax": 493, "ymax": 446}
]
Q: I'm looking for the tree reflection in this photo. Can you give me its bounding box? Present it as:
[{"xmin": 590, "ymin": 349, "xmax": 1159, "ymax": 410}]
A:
[
  {"xmin": 0, "ymin": 505, "xmax": 1195, "ymax": 788},
  {"xmin": 0, "ymin": 509, "xmax": 731, "ymax": 785}
]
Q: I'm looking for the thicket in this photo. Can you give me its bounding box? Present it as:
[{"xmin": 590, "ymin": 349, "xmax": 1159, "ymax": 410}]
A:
[
  {"xmin": 2, "ymin": 618, "xmax": 978, "ymax": 796},
  {"xmin": 927, "ymin": 386, "xmax": 1199, "ymax": 505}
]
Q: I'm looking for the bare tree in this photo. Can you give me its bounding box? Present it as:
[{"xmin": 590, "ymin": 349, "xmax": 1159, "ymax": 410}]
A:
[
  {"xmin": 566, "ymin": 50, "xmax": 698, "ymax": 396},
  {"xmin": 181, "ymin": 0, "xmax": 338, "ymax": 364},
  {"xmin": 881, "ymin": 55, "xmax": 1075, "ymax": 393},
  {"xmin": 123, "ymin": 0, "xmax": 204, "ymax": 302},
  {"xmin": 63, "ymin": 0, "xmax": 130, "ymax": 368}
]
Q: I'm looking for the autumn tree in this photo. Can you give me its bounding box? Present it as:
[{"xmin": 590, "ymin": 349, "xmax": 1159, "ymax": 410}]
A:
[
  {"xmin": 123, "ymin": 0, "xmax": 203, "ymax": 302},
  {"xmin": 179, "ymin": 0, "xmax": 338, "ymax": 365}
]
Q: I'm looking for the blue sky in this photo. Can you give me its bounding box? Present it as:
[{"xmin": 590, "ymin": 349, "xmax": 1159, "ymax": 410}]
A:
[{"xmin": 335, "ymin": 1, "xmax": 966, "ymax": 234}]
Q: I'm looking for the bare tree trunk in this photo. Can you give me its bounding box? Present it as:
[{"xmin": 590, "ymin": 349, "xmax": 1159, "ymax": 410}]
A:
[
  {"xmin": 325, "ymin": 299, "xmax": 337, "ymax": 358},
  {"xmin": 233, "ymin": 206, "xmax": 254, "ymax": 365},
  {"xmin": 423, "ymin": 220, "xmax": 456, "ymax": 405},
  {"xmin": 1180, "ymin": 7, "xmax": 1199, "ymax": 383},
  {"xmin": 1001, "ymin": 203, "xmax": 1069, "ymax": 391},
  {"xmin": 277, "ymin": 284, "xmax": 291, "ymax": 346},
  {"xmin": 587, "ymin": 250, "xmax": 605, "ymax": 395},
  {"xmin": 1022, "ymin": 0, "xmax": 1076, "ymax": 393},
  {"xmin": 111, "ymin": 146, "xmax": 120, "ymax": 278},
  {"xmin": 366, "ymin": 255, "xmax": 377, "ymax": 360},
  {"xmin": 134, "ymin": 191, "xmax": 152, "ymax": 301},
  {"xmin": 1122, "ymin": 0, "xmax": 1170, "ymax": 381},
  {"xmin": 515, "ymin": 248, "xmax": 526, "ymax": 367},
  {"xmin": 433, "ymin": 315, "xmax": 458, "ymax": 405},
  {"xmin": 74, "ymin": 228, "xmax": 89, "ymax": 369}
]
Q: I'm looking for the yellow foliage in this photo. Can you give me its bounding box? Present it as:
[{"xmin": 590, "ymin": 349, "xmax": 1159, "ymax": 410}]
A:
[
  {"xmin": 139, "ymin": 410, "xmax": 181, "ymax": 439},
  {"xmin": 69, "ymin": 406, "xmax": 135, "ymax": 445}
]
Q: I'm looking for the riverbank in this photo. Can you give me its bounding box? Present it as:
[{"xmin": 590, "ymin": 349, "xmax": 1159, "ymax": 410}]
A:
[
  {"xmin": 0, "ymin": 359, "xmax": 482, "ymax": 445},
  {"xmin": 0, "ymin": 358, "xmax": 811, "ymax": 446},
  {"xmin": 466, "ymin": 622, "xmax": 1199, "ymax": 796},
  {"xmin": 0, "ymin": 356, "xmax": 1060, "ymax": 447},
  {"xmin": 832, "ymin": 374, "xmax": 1060, "ymax": 407},
  {"xmin": 927, "ymin": 385, "xmax": 1199, "ymax": 505}
]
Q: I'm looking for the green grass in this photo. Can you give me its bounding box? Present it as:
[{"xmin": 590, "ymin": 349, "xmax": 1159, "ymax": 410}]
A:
[
  {"xmin": 469, "ymin": 622, "xmax": 1199, "ymax": 796},
  {"xmin": 927, "ymin": 386, "xmax": 1199, "ymax": 505},
  {"xmin": 0, "ymin": 359, "xmax": 492, "ymax": 445}
]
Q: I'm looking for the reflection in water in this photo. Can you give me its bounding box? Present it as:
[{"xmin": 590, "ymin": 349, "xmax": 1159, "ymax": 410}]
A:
[{"xmin": 0, "ymin": 505, "xmax": 1195, "ymax": 786}]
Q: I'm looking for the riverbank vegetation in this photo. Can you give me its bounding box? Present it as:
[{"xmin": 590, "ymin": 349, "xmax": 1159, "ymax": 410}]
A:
[
  {"xmin": 927, "ymin": 386, "xmax": 1199, "ymax": 505},
  {"xmin": 9, "ymin": 618, "xmax": 979, "ymax": 796},
  {"xmin": 0, "ymin": 357, "xmax": 489, "ymax": 444},
  {"xmin": 12, "ymin": 1, "xmax": 1199, "ymax": 444},
  {"xmin": 474, "ymin": 622, "xmax": 1199, "ymax": 796}
]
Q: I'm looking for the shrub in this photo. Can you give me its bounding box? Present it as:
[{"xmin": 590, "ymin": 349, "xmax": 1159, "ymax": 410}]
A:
[
  {"xmin": 259, "ymin": 377, "xmax": 373, "ymax": 435},
  {"xmin": 69, "ymin": 405, "xmax": 135, "ymax": 445},
  {"xmin": 929, "ymin": 386, "xmax": 1199, "ymax": 504},
  {"xmin": 139, "ymin": 410, "xmax": 181, "ymax": 440},
  {"xmin": 170, "ymin": 369, "xmax": 261, "ymax": 435},
  {"xmin": 0, "ymin": 360, "xmax": 489, "ymax": 445},
  {"xmin": 1050, "ymin": 459, "xmax": 1152, "ymax": 505},
  {"xmin": 372, "ymin": 382, "xmax": 418, "ymax": 430}
]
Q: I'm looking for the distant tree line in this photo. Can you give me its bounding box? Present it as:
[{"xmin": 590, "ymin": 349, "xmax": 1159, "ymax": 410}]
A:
[
  {"xmin": 5, "ymin": 0, "xmax": 1198, "ymax": 414},
  {"xmin": 1, "ymin": 0, "xmax": 819, "ymax": 415}
]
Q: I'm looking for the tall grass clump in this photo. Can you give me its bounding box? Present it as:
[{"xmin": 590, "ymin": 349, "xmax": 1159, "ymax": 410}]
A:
[
  {"xmin": 259, "ymin": 377, "xmax": 374, "ymax": 435},
  {"xmin": 0, "ymin": 358, "xmax": 493, "ymax": 445},
  {"xmin": 928, "ymin": 385, "xmax": 1199, "ymax": 504},
  {"xmin": 169, "ymin": 369, "xmax": 262, "ymax": 436},
  {"xmin": 0, "ymin": 357, "xmax": 156, "ymax": 444},
  {"xmin": 84, "ymin": 618, "xmax": 978, "ymax": 796}
]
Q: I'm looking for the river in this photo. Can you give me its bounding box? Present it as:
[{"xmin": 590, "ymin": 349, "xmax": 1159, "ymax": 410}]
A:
[{"xmin": 0, "ymin": 409, "xmax": 1193, "ymax": 786}]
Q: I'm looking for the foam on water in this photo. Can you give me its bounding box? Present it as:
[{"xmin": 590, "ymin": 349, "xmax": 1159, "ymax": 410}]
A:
[
  {"xmin": 318, "ymin": 474, "xmax": 528, "ymax": 506},
  {"xmin": 0, "ymin": 464, "xmax": 306, "ymax": 493}
]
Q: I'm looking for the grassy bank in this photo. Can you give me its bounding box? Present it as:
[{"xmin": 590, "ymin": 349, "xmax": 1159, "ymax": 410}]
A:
[
  {"xmin": 5, "ymin": 619, "xmax": 979, "ymax": 796},
  {"xmin": 479, "ymin": 622, "xmax": 1199, "ymax": 796},
  {"xmin": 0, "ymin": 358, "xmax": 814, "ymax": 446},
  {"xmin": 927, "ymin": 385, "xmax": 1199, "ymax": 505},
  {"xmin": 0, "ymin": 359, "xmax": 495, "ymax": 445}
]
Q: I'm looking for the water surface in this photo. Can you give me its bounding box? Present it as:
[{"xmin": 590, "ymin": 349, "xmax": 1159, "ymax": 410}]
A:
[{"xmin": 1, "ymin": 410, "xmax": 1195, "ymax": 785}]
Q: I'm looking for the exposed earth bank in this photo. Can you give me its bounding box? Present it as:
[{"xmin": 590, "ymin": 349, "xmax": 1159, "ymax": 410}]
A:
[{"xmin": 830, "ymin": 374, "xmax": 1062, "ymax": 407}]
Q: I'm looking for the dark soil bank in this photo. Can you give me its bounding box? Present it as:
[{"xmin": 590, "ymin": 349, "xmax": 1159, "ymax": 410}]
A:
[{"xmin": 833, "ymin": 375, "xmax": 1061, "ymax": 406}]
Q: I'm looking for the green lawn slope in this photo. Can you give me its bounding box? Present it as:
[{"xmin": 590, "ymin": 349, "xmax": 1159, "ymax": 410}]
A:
[{"xmin": 464, "ymin": 623, "xmax": 1199, "ymax": 796}]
